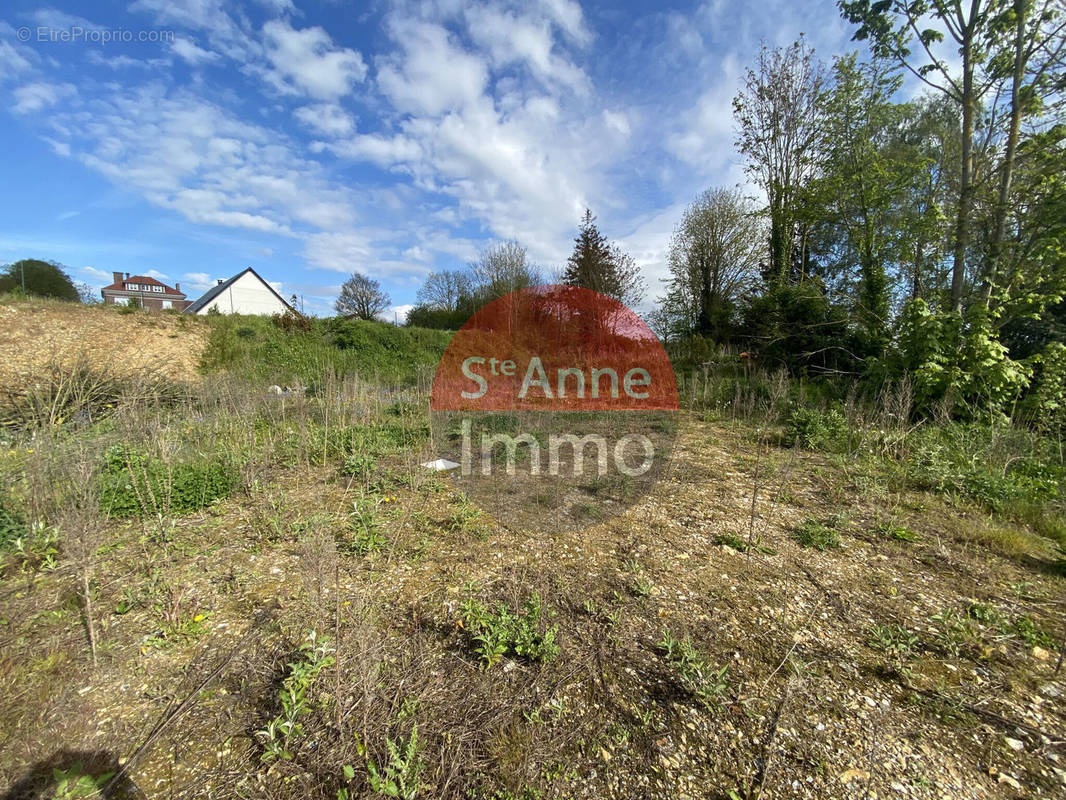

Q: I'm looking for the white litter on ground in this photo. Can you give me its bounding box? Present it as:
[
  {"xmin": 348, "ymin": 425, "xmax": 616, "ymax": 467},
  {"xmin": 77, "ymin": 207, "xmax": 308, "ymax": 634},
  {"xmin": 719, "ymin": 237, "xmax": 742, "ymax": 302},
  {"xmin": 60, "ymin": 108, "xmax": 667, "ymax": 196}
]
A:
[{"xmin": 421, "ymin": 458, "xmax": 460, "ymax": 471}]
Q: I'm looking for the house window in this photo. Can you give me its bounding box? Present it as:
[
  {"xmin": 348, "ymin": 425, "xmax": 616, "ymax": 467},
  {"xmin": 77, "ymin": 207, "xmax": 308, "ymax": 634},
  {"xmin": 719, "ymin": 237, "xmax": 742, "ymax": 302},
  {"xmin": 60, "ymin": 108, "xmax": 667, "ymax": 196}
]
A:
[
  {"xmin": 162, "ymin": 300, "xmax": 173, "ymax": 309},
  {"xmin": 153, "ymin": 285, "xmax": 163, "ymax": 292}
]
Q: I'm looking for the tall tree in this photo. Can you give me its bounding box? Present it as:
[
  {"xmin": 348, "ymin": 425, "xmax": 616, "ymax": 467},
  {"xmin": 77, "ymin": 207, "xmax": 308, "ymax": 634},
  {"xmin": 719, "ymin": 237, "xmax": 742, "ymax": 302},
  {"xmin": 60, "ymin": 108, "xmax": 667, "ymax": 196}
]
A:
[
  {"xmin": 839, "ymin": 0, "xmax": 1002, "ymax": 312},
  {"xmin": 983, "ymin": 0, "xmax": 1066, "ymax": 299},
  {"xmin": 806, "ymin": 54, "xmax": 917, "ymax": 350},
  {"xmin": 416, "ymin": 269, "xmax": 473, "ymax": 313},
  {"xmin": 562, "ymin": 209, "xmax": 646, "ymax": 307},
  {"xmin": 733, "ymin": 37, "xmax": 828, "ymax": 287},
  {"xmin": 0, "ymin": 259, "xmax": 80, "ymax": 301},
  {"xmin": 661, "ymin": 188, "xmax": 763, "ymax": 340},
  {"xmin": 470, "ymin": 240, "xmax": 542, "ymax": 301},
  {"xmin": 336, "ymin": 272, "xmax": 390, "ymax": 320}
]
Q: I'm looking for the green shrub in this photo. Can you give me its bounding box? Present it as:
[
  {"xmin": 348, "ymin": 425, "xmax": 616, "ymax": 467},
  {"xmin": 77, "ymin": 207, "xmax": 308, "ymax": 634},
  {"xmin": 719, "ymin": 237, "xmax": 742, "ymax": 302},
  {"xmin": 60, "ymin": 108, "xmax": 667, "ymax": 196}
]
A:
[
  {"xmin": 97, "ymin": 445, "xmax": 239, "ymax": 518},
  {"xmin": 0, "ymin": 496, "xmax": 27, "ymax": 550},
  {"xmin": 782, "ymin": 406, "xmax": 850, "ymax": 452}
]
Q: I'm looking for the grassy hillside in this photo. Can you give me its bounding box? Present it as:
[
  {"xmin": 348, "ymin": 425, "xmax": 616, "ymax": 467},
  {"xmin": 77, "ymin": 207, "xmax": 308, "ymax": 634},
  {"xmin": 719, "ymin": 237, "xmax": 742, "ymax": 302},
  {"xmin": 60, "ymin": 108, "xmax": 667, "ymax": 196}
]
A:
[{"xmin": 199, "ymin": 313, "xmax": 453, "ymax": 386}]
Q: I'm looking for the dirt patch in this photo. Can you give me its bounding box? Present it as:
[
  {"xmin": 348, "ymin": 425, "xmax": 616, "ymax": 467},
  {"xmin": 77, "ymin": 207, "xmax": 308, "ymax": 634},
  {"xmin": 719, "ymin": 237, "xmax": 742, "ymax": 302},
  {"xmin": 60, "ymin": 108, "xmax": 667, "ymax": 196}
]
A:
[{"xmin": 0, "ymin": 300, "xmax": 208, "ymax": 385}]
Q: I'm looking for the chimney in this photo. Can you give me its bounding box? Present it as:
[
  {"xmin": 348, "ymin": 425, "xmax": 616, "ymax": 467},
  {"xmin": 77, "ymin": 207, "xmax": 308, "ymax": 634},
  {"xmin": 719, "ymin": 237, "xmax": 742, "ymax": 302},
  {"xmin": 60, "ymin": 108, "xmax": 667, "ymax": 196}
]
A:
[
  {"xmin": 125, "ymin": 272, "xmax": 130, "ymax": 279},
  {"xmin": 217, "ymin": 279, "xmax": 225, "ymax": 286},
  {"xmin": 112, "ymin": 271, "xmax": 123, "ymax": 284},
  {"xmin": 174, "ymin": 282, "xmax": 180, "ymax": 293}
]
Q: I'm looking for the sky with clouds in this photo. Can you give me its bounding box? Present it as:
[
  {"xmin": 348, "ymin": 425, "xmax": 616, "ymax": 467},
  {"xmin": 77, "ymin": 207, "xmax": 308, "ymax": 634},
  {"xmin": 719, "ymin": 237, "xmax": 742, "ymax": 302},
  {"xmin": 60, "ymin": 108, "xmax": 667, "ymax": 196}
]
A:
[{"xmin": 0, "ymin": 0, "xmax": 861, "ymax": 317}]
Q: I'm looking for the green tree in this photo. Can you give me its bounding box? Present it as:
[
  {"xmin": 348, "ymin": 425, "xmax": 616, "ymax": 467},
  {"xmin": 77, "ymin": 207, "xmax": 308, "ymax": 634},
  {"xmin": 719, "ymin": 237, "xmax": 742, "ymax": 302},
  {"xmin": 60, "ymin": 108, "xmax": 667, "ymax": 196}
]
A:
[
  {"xmin": 0, "ymin": 259, "xmax": 80, "ymax": 301},
  {"xmin": 562, "ymin": 209, "xmax": 645, "ymax": 307},
  {"xmin": 661, "ymin": 187, "xmax": 762, "ymax": 341},
  {"xmin": 733, "ymin": 37, "xmax": 828, "ymax": 287},
  {"xmin": 839, "ymin": 0, "xmax": 1002, "ymax": 312}
]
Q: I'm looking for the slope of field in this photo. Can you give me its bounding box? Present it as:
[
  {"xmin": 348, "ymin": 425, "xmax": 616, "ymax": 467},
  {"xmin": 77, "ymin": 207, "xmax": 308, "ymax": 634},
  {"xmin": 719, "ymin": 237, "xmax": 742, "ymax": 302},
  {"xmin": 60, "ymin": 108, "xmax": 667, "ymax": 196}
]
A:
[{"xmin": 0, "ymin": 298, "xmax": 208, "ymax": 385}]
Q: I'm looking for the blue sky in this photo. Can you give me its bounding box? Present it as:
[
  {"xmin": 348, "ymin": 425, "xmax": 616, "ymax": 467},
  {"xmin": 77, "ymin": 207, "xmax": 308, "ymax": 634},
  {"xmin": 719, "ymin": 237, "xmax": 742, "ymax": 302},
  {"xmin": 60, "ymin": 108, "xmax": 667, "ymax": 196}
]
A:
[{"xmin": 0, "ymin": 0, "xmax": 857, "ymax": 317}]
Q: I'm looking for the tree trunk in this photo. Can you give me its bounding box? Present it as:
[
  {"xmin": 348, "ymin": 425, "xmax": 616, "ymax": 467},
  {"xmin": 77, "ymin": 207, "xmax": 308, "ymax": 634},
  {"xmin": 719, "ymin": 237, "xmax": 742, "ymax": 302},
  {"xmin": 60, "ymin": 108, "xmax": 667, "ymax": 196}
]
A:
[
  {"xmin": 951, "ymin": 30, "xmax": 976, "ymax": 313},
  {"xmin": 984, "ymin": 0, "xmax": 1028, "ymax": 304}
]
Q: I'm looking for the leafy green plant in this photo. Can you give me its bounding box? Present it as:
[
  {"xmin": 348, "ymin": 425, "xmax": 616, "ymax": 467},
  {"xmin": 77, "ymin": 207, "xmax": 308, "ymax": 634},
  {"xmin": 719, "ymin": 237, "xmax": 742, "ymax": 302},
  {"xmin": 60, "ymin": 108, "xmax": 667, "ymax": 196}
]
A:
[
  {"xmin": 341, "ymin": 452, "xmax": 377, "ymax": 480},
  {"xmin": 49, "ymin": 764, "xmax": 114, "ymax": 799},
  {"xmin": 875, "ymin": 521, "xmax": 919, "ymax": 542},
  {"xmin": 366, "ymin": 723, "xmax": 425, "ymax": 799},
  {"xmin": 97, "ymin": 445, "xmax": 239, "ymax": 518},
  {"xmin": 340, "ymin": 496, "xmax": 387, "ymax": 554},
  {"xmin": 448, "ymin": 494, "xmax": 485, "ymax": 536},
  {"xmin": 12, "ymin": 521, "xmax": 60, "ymax": 573},
  {"xmin": 0, "ymin": 495, "xmax": 28, "ymax": 550},
  {"xmin": 792, "ymin": 519, "xmax": 841, "ymax": 550},
  {"xmin": 783, "ymin": 406, "xmax": 850, "ymax": 452},
  {"xmin": 258, "ymin": 631, "xmax": 335, "ymax": 762},
  {"xmin": 458, "ymin": 590, "xmax": 559, "ymax": 668},
  {"xmin": 714, "ymin": 533, "xmax": 777, "ymax": 554},
  {"xmin": 657, "ymin": 630, "xmax": 731, "ymax": 710},
  {"xmin": 867, "ymin": 624, "xmax": 918, "ymax": 667}
]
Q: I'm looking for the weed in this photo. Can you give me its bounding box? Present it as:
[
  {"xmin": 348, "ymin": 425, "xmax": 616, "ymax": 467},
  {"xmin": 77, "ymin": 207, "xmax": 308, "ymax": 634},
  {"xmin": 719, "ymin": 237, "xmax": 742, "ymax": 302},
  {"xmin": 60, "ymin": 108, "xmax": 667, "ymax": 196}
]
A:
[
  {"xmin": 875, "ymin": 521, "xmax": 919, "ymax": 542},
  {"xmin": 458, "ymin": 591, "xmax": 559, "ymax": 668},
  {"xmin": 341, "ymin": 452, "xmax": 377, "ymax": 480},
  {"xmin": 341, "ymin": 496, "xmax": 387, "ymax": 555},
  {"xmin": 448, "ymin": 494, "xmax": 485, "ymax": 536},
  {"xmin": 657, "ymin": 630, "xmax": 730, "ymax": 710},
  {"xmin": 366, "ymin": 723, "xmax": 425, "ymax": 800},
  {"xmin": 49, "ymin": 763, "xmax": 114, "ymax": 799},
  {"xmin": 792, "ymin": 519, "xmax": 841, "ymax": 550},
  {"xmin": 258, "ymin": 631, "xmax": 335, "ymax": 762},
  {"xmin": 715, "ymin": 533, "xmax": 777, "ymax": 554},
  {"xmin": 867, "ymin": 624, "xmax": 918, "ymax": 667}
]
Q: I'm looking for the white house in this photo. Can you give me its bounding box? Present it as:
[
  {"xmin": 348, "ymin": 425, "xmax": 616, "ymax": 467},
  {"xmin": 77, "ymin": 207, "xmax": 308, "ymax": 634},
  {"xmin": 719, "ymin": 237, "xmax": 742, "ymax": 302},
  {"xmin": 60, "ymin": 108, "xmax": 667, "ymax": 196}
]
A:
[{"xmin": 185, "ymin": 268, "xmax": 294, "ymax": 316}]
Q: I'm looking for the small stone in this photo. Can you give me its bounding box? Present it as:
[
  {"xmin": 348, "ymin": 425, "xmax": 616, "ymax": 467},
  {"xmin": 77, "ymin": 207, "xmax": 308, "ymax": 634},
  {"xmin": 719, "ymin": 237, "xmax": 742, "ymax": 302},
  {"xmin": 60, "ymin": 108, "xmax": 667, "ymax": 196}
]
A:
[
  {"xmin": 1004, "ymin": 737, "xmax": 1024, "ymax": 751},
  {"xmin": 1031, "ymin": 646, "xmax": 1051, "ymax": 660},
  {"xmin": 997, "ymin": 773, "xmax": 1022, "ymax": 790}
]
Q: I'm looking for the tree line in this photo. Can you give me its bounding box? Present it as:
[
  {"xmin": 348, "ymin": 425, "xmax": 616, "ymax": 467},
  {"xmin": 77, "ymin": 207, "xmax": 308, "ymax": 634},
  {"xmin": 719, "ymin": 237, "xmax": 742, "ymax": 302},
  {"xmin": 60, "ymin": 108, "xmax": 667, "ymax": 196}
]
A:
[{"xmin": 407, "ymin": 0, "xmax": 1065, "ymax": 424}]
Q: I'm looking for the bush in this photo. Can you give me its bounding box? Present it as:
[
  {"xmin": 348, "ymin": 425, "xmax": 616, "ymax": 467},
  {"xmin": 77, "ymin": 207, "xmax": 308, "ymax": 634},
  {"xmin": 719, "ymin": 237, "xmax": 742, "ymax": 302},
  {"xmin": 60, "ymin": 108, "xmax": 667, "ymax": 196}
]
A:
[
  {"xmin": 0, "ymin": 496, "xmax": 27, "ymax": 550},
  {"xmin": 98, "ymin": 445, "xmax": 240, "ymax": 518},
  {"xmin": 782, "ymin": 406, "xmax": 850, "ymax": 452},
  {"xmin": 272, "ymin": 309, "xmax": 312, "ymax": 334}
]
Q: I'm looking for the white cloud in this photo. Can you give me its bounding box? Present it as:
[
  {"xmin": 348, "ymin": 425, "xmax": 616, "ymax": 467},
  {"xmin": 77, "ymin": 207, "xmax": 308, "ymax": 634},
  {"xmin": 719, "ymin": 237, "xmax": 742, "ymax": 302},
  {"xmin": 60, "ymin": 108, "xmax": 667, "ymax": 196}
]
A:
[
  {"xmin": 294, "ymin": 103, "xmax": 354, "ymax": 137},
  {"xmin": 143, "ymin": 268, "xmax": 171, "ymax": 280},
  {"xmin": 303, "ymin": 231, "xmax": 375, "ymax": 273},
  {"xmin": 80, "ymin": 266, "xmax": 114, "ymax": 284},
  {"xmin": 322, "ymin": 133, "xmax": 422, "ymax": 167},
  {"xmin": 261, "ymin": 20, "xmax": 367, "ymax": 99},
  {"xmin": 182, "ymin": 271, "xmax": 214, "ymax": 291},
  {"xmin": 172, "ymin": 38, "xmax": 221, "ymax": 66},
  {"xmin": 378, "ymin": 304, "xmax": 413, "ymax": 323},
  {"xmin": 12, "ymin": 82, "xmax": 77, "ymax": 114},
  {"xmin": 87, "ymin": 51, "xmax": 166, "ymax": 70},
  {"xmin": 376, "ymin": 20, "xmax": 488, "ymax": 115},
  {"xmin": 41, "ymin": 84, "xmax": 357, "ymax": 240},
  {"xmin": 31, "ymin": 8, "xmax": 104, "ymax": 32},
  {"xmin": 538, "ymin": 0, "xmax": 592, "ymax": 44},
  {"xmin": 464, "ymin": 5, "xmax": 588, "ymax": 93},
  {"xmin": 0, "ymin": 39, "xmax": 33, "ymax": 82}
]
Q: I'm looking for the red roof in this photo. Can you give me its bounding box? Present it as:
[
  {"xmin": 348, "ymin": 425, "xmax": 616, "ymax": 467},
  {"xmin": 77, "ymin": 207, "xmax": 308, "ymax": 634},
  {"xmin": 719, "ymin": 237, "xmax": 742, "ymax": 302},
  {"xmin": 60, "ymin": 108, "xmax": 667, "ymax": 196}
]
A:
[{"xmin": 102, "ymin": 275, "xmax": 185, "ymax": 297}]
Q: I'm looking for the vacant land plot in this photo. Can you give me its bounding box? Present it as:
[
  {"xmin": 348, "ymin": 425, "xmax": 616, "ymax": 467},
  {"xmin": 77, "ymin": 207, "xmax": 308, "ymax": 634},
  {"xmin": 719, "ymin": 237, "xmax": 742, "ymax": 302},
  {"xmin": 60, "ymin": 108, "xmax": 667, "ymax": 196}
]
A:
[{"xmin": 0, "ymin": 305, "xmax": 1063, "ymax": 800}]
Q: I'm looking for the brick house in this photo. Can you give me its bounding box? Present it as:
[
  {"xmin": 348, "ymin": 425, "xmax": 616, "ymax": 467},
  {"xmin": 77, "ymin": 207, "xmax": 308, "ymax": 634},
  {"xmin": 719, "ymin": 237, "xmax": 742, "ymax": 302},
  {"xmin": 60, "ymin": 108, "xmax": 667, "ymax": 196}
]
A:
[{"xmin": 100, "ymin": 272, "xmax": 191, "ymax": 311}]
